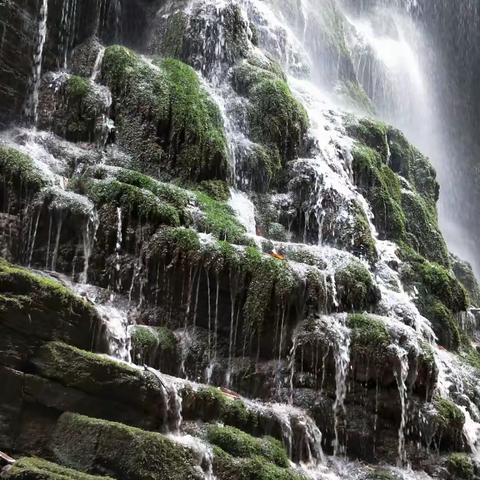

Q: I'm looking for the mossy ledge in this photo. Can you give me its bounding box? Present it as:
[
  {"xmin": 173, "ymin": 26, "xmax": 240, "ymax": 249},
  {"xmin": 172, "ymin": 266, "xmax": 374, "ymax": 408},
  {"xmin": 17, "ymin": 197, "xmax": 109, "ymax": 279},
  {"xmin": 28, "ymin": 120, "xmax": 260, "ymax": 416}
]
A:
[
  {"xmin": 3, "ymin": 457, "xmax": 114, "ymax": 480},
  {"xmin": 0, "ymin": 146, "xmax": 46, "ymax": 210},
  {"xmin": 51, "ymin": 412, "xmax": 202, "ymax": 480},
  {"xmin": 0, "ymin": 260, "xmax": 101, "ymax": 352},
  {"xmin": 347, "ymin": 116, "xmax": 449, "ymax": 266}
]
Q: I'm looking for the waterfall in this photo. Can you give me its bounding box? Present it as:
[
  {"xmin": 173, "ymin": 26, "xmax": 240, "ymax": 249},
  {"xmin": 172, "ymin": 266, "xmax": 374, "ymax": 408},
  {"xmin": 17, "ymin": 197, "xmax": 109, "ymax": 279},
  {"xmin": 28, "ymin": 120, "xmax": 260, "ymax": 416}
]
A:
[
  {"xmin": 59, "ymin": 0, "xmax": 79, "ymax": 68},
  {"xmin": 391, "ymin": 344, "xmax": 410, "ymax": 467},
  {"xmin": 24, "ymin": 0, "xmax": 49, "ymax": 125},
  {"xmin": 332, "ymin": 315, "xmax": 351, "ymax": 457}
]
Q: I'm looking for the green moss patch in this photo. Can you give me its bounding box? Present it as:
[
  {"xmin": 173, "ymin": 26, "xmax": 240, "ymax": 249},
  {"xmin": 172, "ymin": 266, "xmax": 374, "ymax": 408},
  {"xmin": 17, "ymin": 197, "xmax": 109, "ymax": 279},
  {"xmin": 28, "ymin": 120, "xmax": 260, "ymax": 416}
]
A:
[
  {"xmin": 51, "ymin": 412, "xmax": 200, "ymax": 480},
  {"xmin": 0, "ymin": 260, "xmax": 100, "ymax": 350},
  {"xmin": 86, "ymin": 179, "xmax": 181, "ymax": 227},
  {"xmin": 207, "ymin": 425, "xmax": 288, "ymax": 467},
  {"xmin": 351, "ymin": 144, "xmax": 406, "ymax": 242},
  {"xmin": 131, "ymin": 325, "xmax": 177, "ymax": 365},
  {"xmin": 31, "ymin": 341, "xmax": 170, "ymax": 421},
  {"xmin": 4, "ymin": 457, "xmax": 113, "ymax": 480},
  {"xmin": 348, "ymin": 313, "xmax": 390, "ymax": 361},
  {"xmin": 213, "ymin": 447, "xmax": 306, "ymax": 480},
  {"xmin": 334, "ymin": 261, "xmax": 379, "ymax": 311},
  {"xmin": 0, "ymin": 146, "xmax": 46, "ymax": 193},
  {"xmin": 347, "ymin": 117, "xmax": 449, "ymax": 265},
  {"xmin": 183, "ymin": 386, "xmax": 259, "ymax": 434},
  {"xmin": 101, "ymin": 46, "xmax": 228, "ymax": 182},
  {"xmin": 434, "ymin": 398, "xmax": 465, "ymax": 431},
  {"xmin": 196, "ymin": 191, "xmax": 248, "ymax": 244},
  {"xmin": 447, "ymin": 453, "xmax": 474, "ymax": 480}
]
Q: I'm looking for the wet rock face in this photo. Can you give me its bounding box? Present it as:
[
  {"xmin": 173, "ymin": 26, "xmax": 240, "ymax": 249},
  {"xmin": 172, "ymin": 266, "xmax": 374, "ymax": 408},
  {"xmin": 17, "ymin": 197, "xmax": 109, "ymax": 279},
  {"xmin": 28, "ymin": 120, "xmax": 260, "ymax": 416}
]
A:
[
  {"xmin": 2, "ymin": 0, "xmax": 480, "ymax": 478},
  {"xmin": 0, "ymin": 0, "xmax": 38, "ymax": 125}
]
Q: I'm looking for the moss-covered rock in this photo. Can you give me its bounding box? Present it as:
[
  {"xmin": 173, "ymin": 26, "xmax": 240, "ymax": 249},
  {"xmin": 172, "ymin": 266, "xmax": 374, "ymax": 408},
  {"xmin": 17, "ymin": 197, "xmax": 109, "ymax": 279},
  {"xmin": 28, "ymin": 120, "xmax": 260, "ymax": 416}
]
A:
[
  {"xmin": 31, "ymin": 342, "xmax": 169, "ymax": 429},
  {"xmin": 248, "ymin": 76, "xmax": 308, "ymax": 165},
  {"xmin": 37, "ymin": 73, "xmax": 110, "ymax": 143},
  {"xmin": 401, "ymin": 257, "xmax": 467, "ymax": 349},
  {"xmin": 86, "ymin": 179, "xmax": 181, "ymax": 227},
  {"xmin": 149, "ymin": 1, "xmax": 253, "ymax": 71},
  {"xmin": 337, "ymin": 80, "xmax": 375, "ymax": 115},
  {"xmin": 243, "ymin": 247, "xmax": 296, "ymax": 329},
  {"xmin": 387, "ymin": 127, "xmax": 439, "ymax": 204},
  {"xmin": 51, "ymin": 412, "xmax": 202, "ymax": 480},
  {"xmin": 334, "ymin": 260, "xmax": 379, "ymax": 311},
  {"xmin": 2, "ymin": 457, "xmax": 114, "ymax": 480},
  {"xmin": 195, "ymin": 191, "xmax": 249, "ymax": 244},
  {"xmin": 0, "ymin": 260, "xmax": 101, "ymax": 356},
  {"xmin": 130, "ymin": 325, "xmax": 177, "ymax": 367},
  {"xmin": 213, "ymin": 447, "xmax": 306, "ymax": 480},
  {"xmin": 0, "ymin": 147, "xmax": 46, "ymax": 209},
  {"xmin": 351, "ymin": 143, "xmax": 406, "ymax": 242},
  {"xmin": 401, "ymin": 190, "xmax": 449, "ymax": 266},
  {"xmin": 101, "ymin": 46, "xmax": 228, "ymax": 182},
  {"xmin": 198, "ymin": 180, "xmax": 231, "ymax": 201},
  {"xmin": 347, "ymin": 117, "xmax": 449, "ymax": 265},
  {"xmin": 447, "ymin": 453, "xmax": 474, "ymax": 480},
  {"xmin": 435, "ymin": 398, "xmax": 465, "ymax": 431},
  {"xmin": 231, "ymin": 57, "xmax": 308, "ymax": 188},
  {"xmin": 207, "ymin": 425, "xmax": 289, "ymax": 467},
  {"xmin": 451, "ymin": 254, "xmax": 480, "ymax": 307},
  {"xmin": 348, "ymin": 313, "xmax": 390, "ymax": 361}
]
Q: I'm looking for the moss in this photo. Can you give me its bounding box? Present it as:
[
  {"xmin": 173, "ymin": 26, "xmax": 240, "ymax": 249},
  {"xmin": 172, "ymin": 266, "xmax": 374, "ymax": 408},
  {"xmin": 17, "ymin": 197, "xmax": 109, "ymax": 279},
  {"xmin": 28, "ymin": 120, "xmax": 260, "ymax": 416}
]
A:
[
  {"xmin": 0, "ymin": 146, "xmax": 46, "ymax": 193},
  {"xmin": 243, "ymin": 247, "xmax": 296, "ymax": 330},
  {"xmin": 350, "ymin": 202, "xmax": 377, "ymax": 261},
  {"xmin": 387, "ymin": 127, "xmax": 439, "ymax": 204},
  {"xmin": 213, "ymin": 448, "xmax": 306, "ymax": 480},
  {"xmin": 402, "ymin": 257, "xmax": 466, "ymax": 349},
  {"xmin": 198, "ymin": 180, "xmax": 231, "ymax": 201},
  {"xmin": 451, "ymin": 254, "xmax": 480, "ymax": 307},
  {"xmin": 112, "ymin": 168, "xmax": 193, "ymax": 209},
  {"xmin": 154, "ymin": 10, "xmax": 188, "ymax": 58},
  {"xmin": 207, "ymin": 425, "xmax": 288, "ymax": 467},
  {"xmin": 4, "ymin": 457, "xmax": 113, "ymax": 480},
  {"xmin": 131, "ymin": 325, "xmax": 177, "ymax": 364},
  {"xmin": 348, "ymin": 313, "xmax": 390, "ymax": 360},
  {"xmin": 421, "ymin": 297, "xmax": 460, "ymax": 350},
  {"xmin": 335, "ymin": 261, "xmax": 378, "ymax": 311},
  {"xmin": 87, "ymin": 179, "xmax": 181, "ymax": 226},
  {"xmin": 434, "ymin": 398, "xmax": 465, "ymax": 431},
  {"xmin": 401, "ymin": 190, "xmax": 449, "ymax": 265},
  {"xmin": 248, "ymin": 77, "xmax": 308, "ymax": 164},
  {"xmin": 196, "ymin": 191, "xmax": 248, "ymax": 244},
  {"xmin": 31, "ymin": 341, "xmax": 176, "ymax": 418},
  {"xmin": 185, "ymin": 387, "xmax": 258, "ymax": 433},
  {"xmin": 447, "ymin": 453, "xmax": 474, "ymax": 480},
  {"xmin": 102, "ymin": 46, "xmax": 228, "ymax": 182},
  {"xmin": 0, "ymin": 259, "xmax": 98, "ymax": 331},
  {"xmin": 131, "ymin": 325, "xmax": 159, "ymax": 352},
  {"xmin": 233, "ymin": 57, "xmax": 308, "ymax": 165},
  {"xmin": 159, "ymin": 57, "xmax": 229, "ymax": 179},
  {"xmin": 347, "ymin": 118, "xmax": 389, "ymax": 159},
  {"xmin": 148, "ymin": 227, "xmax": 202, "ymax": 266},
  {"xmin": 414, "ymin": 261, "xmax": 468, "ymax": 313},
  {"xmin": 66, "ymin": 75, "xmax": 91, "ymax": 99},
  {"xmin": 338, "ymin": 81, "xmax": 375, "ymax": 115},
  {"xmin": 51, "ymin": 412, "xmax": 200, "ymax": 480},
  {"xmin": 351, "ymin": 144, "xmax": 406, "ymax": 242}
]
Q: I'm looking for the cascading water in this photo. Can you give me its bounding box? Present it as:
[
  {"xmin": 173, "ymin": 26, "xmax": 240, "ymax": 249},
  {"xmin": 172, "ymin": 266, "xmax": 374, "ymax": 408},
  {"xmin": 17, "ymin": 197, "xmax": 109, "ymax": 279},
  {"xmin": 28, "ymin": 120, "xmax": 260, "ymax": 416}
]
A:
[
  {"xmin": 24, "ymin": 0, "xmax": 49, "ymax": 125},
  {"xmin": 3, "ymin": 0, "xmax": 480, "ymax": 479}
]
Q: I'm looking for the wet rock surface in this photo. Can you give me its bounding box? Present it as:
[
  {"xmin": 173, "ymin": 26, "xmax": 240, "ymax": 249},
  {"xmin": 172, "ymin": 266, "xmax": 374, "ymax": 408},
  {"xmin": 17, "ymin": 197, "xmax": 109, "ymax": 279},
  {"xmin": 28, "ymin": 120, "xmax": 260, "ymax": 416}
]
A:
[{"xmin": 1, "ymin": 1, "xmax": 480, "ymax": 480}]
